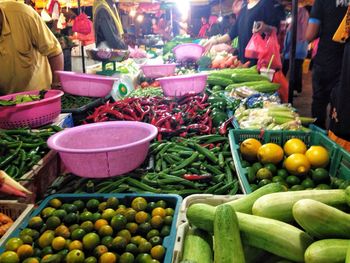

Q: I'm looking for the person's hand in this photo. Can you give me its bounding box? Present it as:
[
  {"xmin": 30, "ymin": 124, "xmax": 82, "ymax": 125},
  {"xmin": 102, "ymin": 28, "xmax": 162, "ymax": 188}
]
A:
[
  {"xmin": 252, "ymin": 21, "xmax": 273, "ymax": 34},
  {"xmin": 203, "ymin": 39, "xmax": 217, "ymax": 54}
]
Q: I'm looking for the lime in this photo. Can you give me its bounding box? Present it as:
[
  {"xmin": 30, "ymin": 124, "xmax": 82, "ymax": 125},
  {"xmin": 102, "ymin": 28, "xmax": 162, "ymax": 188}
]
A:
[
  {"xmin": 82, "ymin": 233, "xmax": 100, "ymax": 251},
  {"xmin": 286, "ymin": 175, "xmax": 301, "ymax": 186},
  {"xmin": 71, "ymin": 228, "xmax": 86, "ymax": 241},
  {"xmin": 151, "ymin": 215, "xmax": 164, "ymax": 229},
  {"xmin": 277, "ymin": 169, "xmax": 288, "ymax": 178},
  {"xmin": 131, "ymin": 197, "xmax": 148, "ymax": 211},
  {"xmin": 23, "ymin": 257, "xmax": 40, "ymax": 263},
  {"xmin": 52, "ymin": 236, "xmax": 66, "ymax": 251},
  {"xmin": 119, "ymin": 252, "xmax": 135, "ymax": 263},
  {"xmin": 101, "ymin": 236, "xmax": 114, "ymax": 250},
  {"xmin": 99, "ymin": 252, "xmax": 117, "ymax": 263},
  {"xmin": 312, "ymin": 168, "xmax": 329, "ymax": 183},
  {"xmin": 165, "ymin": 208, "xmax": 174, "ymax": 216},
  {"xmin": 106, "ymin": 197, "xmax": 119, "ymax": 209},
  {"xmin": 63, "ymin": 204, "xmax": 78, "ymax": 214},
  {"xmin": 73, "ymin": 200, "xmax": 85, "ymax": 212},
  {"xmin": 146, "ymin": 229, "xmax": 160, "ymax": 240},
  {"xmin": 79, "ymin": 211, "xmax": 93, "ymax": 222},
  {"xmin": 28, "ymin": 217, "xmax": 44, "ymax": 230},
  {"xmin": 16, "ymin": 244, "xmax": 34, "ymax": 260},
  {"xmin": 164, "ymin": 215, "xmax": 173, "ymax": 225},
  {"xmin": 256, "ymin": 168, "xmax": 273, "ymax": 180},
  {"xmin": 93, "ymin": 245, "xmax": 108, "ymax": 258},
  {"xmin": 258, "ymin": 179, "xmax": 272, "ymax": 188},
  {"xmin": 112, "ymin": 236, "xmax": 127, "ymax": 251},
  {"xmin": 149, "ymin": 236, "xmax": 162, "ymax": 246},
  {"xmin": 160, "ymin": 225, "xmax": 171, "ymax": 237},
  {"xmin": 64, "ymin": 213, "xmax": 78, "ymax": 225},
  {"xmin": 86, "ymin": 199, "xmax": 100, "ymax": 212},
  {"xmin": 301, "ymin": 178, "xmax": 315, "ymax": 188},
  {"xmin": 84, "ymin": 256, "xmax": 97, "ymax": 263},
  {"xmin": 252, "ymin": 162, "xmax": 263, "ymax": 172},
  {"xmin": 264, "ymin": 163, "xmax": 278, "ymax": 175},
  {"xmin": 98, "ymin": 225, "xmax": 113, "ymax": 237},
  {"xmin": 101, "ymin": 208, "xmax": 116, "ymax": 221},
  {"xmin": 80, "ymin": 221, "xmax": 94, "ymax": 233},
  {"xmin": 98, "ymin": 202, "xmax": 107, "ymax": 212},
  {"xmin": 41, "ymin": 246, "xmax": 53, "ymax": 256},
  {"xmin": 272, "ymin": 176, "xmax": 285, "ymax": 183},
  {"xmin": 0, "ymin": 251, "xmax": 20, "ymax": 263},
  {"xmin": 151, "ymin": 245, "xmax": 165, "ymax": 260},
  {"xmin": 111, "ymin": 215, "xmax": 127, "ymax": 231},
  {"xmin": 290, "ymin": 185, "xmax": 306, "ymax": 191},
  {"xmin": 138, "ymin": 241, "xmax": 152, "ymax": 253},
  {"xmin": 46, "ymin": 216, "xmax": 61, "ymax": 230},
  {"xmin": 138, "ymin": 222, "xmax": 152, "ymax": 236},
  {"xmin": 49, "ymin": 199, "xmax": 62, "ymax": 209},
  {"xmin": 339, "ymin": 181, "xmax": 350, "ymax": 189},
  {"xmin": 41, "ymin": 207, "xmax": 56, "ymax": 219},
  {"xmin": 66, "ymin": 249, "xmax": 85, "ymax": 263},
  {"xmin": 91, "ymin": 213, "xmax": 101, "ymax": 223},
  {"xmin": 5, "ymin": 237, "xmax": 23, "ymax": 252},
  {"xmin": 126, "ymin": 222, "xmax": 138, "ymax": 234},
  {"xmin": 20, "ymin": 235, "xmax": 33, "ymax": 245},
  {"xmin": 68, "ymin": 240, "xmax": 83, "ymax": 251},
  {"xmin": 331, "ymin": 178, "xmax": 344, "ymax": 189},
  {"xmin": 38, "ymin": 230, "xmax": 55, "ymax": 249},
  {"xmin": 69, "ymin": 224, "xmax": 80, "ymax": 233},
  {"xmin": 124, "ymin": 208, "xmax": 137, "ymax": 222},
  {"xmin": 52, "ymin": 209, "xmax": 67, "ymax": 220},
  {"xmin": 135, "ymin": 253, "xmax": 152, "ymax": 263},
  {"xmin": 125, "ymin": 243, "xmax": 138, "ymax": 254},
  {"xmin": 241, "ymin": 160, "xmax": 250, "ymax": 168},
  {"xmin": 146, "ymin": 202, "xmax": 157, "ymax": 213}
]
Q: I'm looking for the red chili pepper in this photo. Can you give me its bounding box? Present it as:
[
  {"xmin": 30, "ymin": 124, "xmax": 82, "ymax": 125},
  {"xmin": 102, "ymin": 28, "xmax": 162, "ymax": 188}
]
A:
[
  {"xmin": 123, "ymin": 114, "xmax": 136, "ymax": 121},
  {"xmin": 158, "ymin": 127, "xmax": 173, "ymax": 133},
  {"xmin": 157, "ymin": 133, "xmax": 162, "ymax": 141},
  {"xmin": 187, "ymin": 124, "xmax": 210, "ymax": 134},
  {"xmin": 183, "ymin": 174, "xmax": 212, "ymax": 181},
  {"xmin": 155, "ymin": 116, "xmax": 172, "ymax": 127},
  {"xmin": 219, "ymin": 116, "xmax": 234, "ymax": 135},
  {"xmin": 123, "ymin": 108, "xmax": 139, "ymax": 120},
  {"xmin": 201, "ymin": 93, "xmax": 209, "ymax": 104},
  {"xmin": 179, "ymin": 131, "xmax": 187, "ymax": 137},
  {"xmin": 140, "ymin": 105, "xmax": 151, "ymax": 120}
]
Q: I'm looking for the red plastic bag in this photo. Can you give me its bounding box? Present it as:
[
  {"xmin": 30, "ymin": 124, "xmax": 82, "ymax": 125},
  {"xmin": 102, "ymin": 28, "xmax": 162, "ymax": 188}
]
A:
[
  {"xmin": 76, "ymin": 22, "xmax": 95, "ymax": 46},
  {"xmin": 273, "ymin": 71, "xmax": 289, "ymax": 103},
  {"xmin": 72, "ymin": 13, "xmax": 92, "ymax": 35},
  {"xmin": 258, "ymin": 30, "xmax": 282, "ymax": 70},
  {"xmin": 245, "ymin": 33, "xmax": 264, "ymax": 59}
]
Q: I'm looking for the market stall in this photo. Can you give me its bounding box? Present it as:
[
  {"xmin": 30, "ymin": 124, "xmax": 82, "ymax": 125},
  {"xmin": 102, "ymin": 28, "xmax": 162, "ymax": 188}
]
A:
[{"xmin": 1, "ymin": 0, "xmax": 350, "ymax": 262}]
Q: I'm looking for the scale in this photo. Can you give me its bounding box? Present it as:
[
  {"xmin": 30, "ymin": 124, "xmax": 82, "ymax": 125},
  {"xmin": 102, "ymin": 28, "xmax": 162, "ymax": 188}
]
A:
[{"xmin": 95, "ymin": 61, "xmax": 134, "ymax": 101}]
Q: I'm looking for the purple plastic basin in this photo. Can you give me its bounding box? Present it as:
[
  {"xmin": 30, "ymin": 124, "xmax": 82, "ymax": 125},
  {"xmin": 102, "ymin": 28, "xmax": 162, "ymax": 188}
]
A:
[
  {"xmin": 157, "ymin": 73, "xmax": 208, "ymax": 97},
  {"xmin": 56, "ymin": 71, "xmax": 118, "ymax": 98},
  {"xmin": 47, "ymin": 121, "xmax": 158, "ymax": 178},
  {"xmin": 140, "ymin": 63, "xmax": 176, "ymax": 78},
  {"xmin": 173, "ymin": 43, "xmax": 205, "ymax": 62}
]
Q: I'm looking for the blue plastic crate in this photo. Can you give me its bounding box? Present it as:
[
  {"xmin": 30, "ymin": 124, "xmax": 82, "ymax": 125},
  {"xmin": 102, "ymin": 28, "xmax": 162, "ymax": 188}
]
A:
[{"xmin": 0, "ymin": 193, "xmax": 182, "ymax": 263}]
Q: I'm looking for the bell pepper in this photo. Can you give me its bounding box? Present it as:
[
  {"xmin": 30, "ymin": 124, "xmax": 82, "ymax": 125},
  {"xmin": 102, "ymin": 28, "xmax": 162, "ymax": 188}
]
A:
[{"xmin": 211, "ymin": 110, "xmax": 227, "ymax": 127}]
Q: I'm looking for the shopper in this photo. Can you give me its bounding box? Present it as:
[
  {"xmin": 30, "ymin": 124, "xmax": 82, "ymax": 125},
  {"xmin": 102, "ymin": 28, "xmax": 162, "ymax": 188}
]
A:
[
  {"xmin": 282, "ymin": 6, "xmax": 309, "ymax": 94},
  {"xmin": 198, "ymin": 16, "xmax": 210, "ymax": 38},
  {"xmin": 204, "ymin": 0, "xmax": 285, "ymax": 63},
  {"xmin": 306, "ymin": 0, "xmax": 347, "ymax": 129},
  {"xmin": 329, "ymin": 7, "xmax": 350, "ymax": 151},
  {"xmin": 93, "ymin": 0, "xmax": 126, "ymax": 50},
  {"xmin": 207, "ymin": 16, "xmax": 221, "ymax": 37},
  {"xmin": 0, "ymin": 1, "xmax": 63, "ymax": 95}
]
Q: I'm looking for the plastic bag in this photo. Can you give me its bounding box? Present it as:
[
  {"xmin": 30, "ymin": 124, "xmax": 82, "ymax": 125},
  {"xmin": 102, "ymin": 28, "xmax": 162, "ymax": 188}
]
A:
[
  {"xmin": 57, "ymin": 13, "xmax": 67, "ymax": 30},
  {"xmin": 245, "ymin": 33, "xmax": 264, "ymax": 59},
  {"xmin": 41, "ymin": 9, "xmax": 52, "ymax": 22},
  {"xmin": 273, "ymin": 71, "xmax": 289, "ymax": 103},
  {"xmin": 258, "ymin": 31, "xmax": 282, "ymax": 70},
  {"xmin": 76, "ymin": 20, "xmax": 95, "ymax": 46},
  {"xmin": 72, "ymin": 13, "xmax": 92, "ymax": 35}
]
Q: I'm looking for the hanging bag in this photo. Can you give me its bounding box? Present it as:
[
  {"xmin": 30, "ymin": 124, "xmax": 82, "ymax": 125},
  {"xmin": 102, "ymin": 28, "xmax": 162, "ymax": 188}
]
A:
[
  {"xmin": 257, "ymin": 30, "xmax": 282, "ymax": 70},
  {"xmin": 72, "ymin": 12, "xmax": 92, "ymax": 35},
  {"xmin": 245, "ymin": 33, "xmax": 265, "ymax": 59}
]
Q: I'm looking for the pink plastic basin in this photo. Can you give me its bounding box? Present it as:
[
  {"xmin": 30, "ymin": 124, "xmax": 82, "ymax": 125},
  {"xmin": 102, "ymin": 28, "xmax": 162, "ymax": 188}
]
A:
[
  {"xmin": 140, "ymin": 63, "xmax": 176, "ymax": 78},
  {"xmin": 56, "ymin": 71, "xmax": 118, "ymax": 97},
  {"xmin": 47, "ymin": 121, "xmax": 158, "ymax": 178},
  {"xmin": 0, "ymin": 90, "xmax": 63, "ymax": 129},
  {"xmin": 173, "ymin": 43, "xmax": 205, "ymax": 62},
  {"xmin": 157, "ymin": 73, "xmax": 208, "ymax": 97}
]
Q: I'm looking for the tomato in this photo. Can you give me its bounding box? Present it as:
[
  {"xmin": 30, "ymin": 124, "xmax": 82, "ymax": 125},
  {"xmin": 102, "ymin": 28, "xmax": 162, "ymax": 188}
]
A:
[
  {"xmin": 140, "ymin": 82, "xmax": 149, "ymax": 88},
  {"xmin": 151, "ymin": 81, "xmax": 160, "ymax": 87}
]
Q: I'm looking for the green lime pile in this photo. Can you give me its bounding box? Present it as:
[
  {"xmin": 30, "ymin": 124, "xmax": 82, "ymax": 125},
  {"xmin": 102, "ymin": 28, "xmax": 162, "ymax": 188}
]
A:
[{"xmin": 0, "ymin": 197, "xmax": 175, "ymax": 263}]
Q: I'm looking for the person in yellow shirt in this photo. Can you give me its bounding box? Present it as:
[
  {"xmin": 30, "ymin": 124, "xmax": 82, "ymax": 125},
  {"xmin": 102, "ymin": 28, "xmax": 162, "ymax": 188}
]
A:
[{"xmin": 0, "ymin": 1, "xmax": 64, "ymax": 95}]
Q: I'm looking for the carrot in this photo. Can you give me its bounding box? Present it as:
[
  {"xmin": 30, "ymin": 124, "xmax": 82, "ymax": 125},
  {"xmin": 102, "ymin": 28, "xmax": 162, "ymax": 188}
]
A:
[
  {"xmin": 0, "ymin": 213, "xmax": 13, "ymax": 225},
  {"xmin": 0, "ymin": 222, "xmax": 13, "ymax": 237}
]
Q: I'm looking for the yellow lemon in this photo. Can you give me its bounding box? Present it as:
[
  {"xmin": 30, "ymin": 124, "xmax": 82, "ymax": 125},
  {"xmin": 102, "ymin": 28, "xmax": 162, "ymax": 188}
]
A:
[
  {"xmin": 257, "ymin": 143, "xmax": 284, "ymax": 164},
  {"xmin": 283, "ymin": 138, "xmax": 307, "ymax": 156},
  {"xmin": 284, "ymin": 153, "xmax": 311, "ymax": 176},
  {"xmin": 240, "ymin": 138, "xmax": 262, "ymax": 161},
  {"xmin": 305, "ymin": 146, "xmax": 330, "ymax": 168}
]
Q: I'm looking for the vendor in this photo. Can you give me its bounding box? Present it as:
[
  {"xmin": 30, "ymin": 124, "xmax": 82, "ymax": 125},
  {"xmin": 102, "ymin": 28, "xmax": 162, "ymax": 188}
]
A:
[
  {"xmin": 93, "ymin": 0, "xmax": 127, "ymax": 49},
  {"xmin": 0, "ymin": 1, "xmax": 63, "ymax": 95},
  {"xmin": 204, "ymin": 0, "xmax": 285, "ymax": 63}
]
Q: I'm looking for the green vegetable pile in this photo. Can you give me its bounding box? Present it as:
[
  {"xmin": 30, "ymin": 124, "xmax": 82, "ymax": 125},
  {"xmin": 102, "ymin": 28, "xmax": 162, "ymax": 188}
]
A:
[
  {"xmin": 0, "ymin": 91, "xmax": 47, "ymax": 106},
  {"xmin": 126, "ymin": 88, "xmax": 163, "ymax": 98},
  {"xmin": 61, "ymin": 94, "xmax": 95, "ymax": 109},
  {"xmin": 0, "ymin": 126, "xmax": 62, "ymax": 179}
]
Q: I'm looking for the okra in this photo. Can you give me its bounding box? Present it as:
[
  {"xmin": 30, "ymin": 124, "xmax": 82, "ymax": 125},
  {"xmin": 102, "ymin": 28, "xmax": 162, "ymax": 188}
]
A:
[
  {"xmin": 172, "ymin": 152, "xmax": 199, "ymax": 171},
  {"xmin": 126, "ymin": 178, "xmax": 161, "ymax": 193},
  {"xmin": 201, "ymin": 163, "xmax": 223, "ymax": 175},
  {"xmin": 190, "ymin": 143, "xmax": 219, "ymax": 164},
  {"xmin": 225, "ymin": 163, "xmax": 233, "ymax": 183}
]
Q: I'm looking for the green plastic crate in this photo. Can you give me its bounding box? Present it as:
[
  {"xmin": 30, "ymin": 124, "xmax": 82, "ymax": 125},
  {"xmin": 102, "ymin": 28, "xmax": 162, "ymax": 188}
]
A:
[{"xmin": 229, "ymin": 129, "xmax": 340, "ymax": 194}]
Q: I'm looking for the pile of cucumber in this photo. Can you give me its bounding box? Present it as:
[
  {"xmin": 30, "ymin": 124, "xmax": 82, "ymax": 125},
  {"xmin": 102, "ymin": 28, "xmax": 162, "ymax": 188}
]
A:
[{"xmin": 182, "ymin": 183, "xmax": 350, "ymax": 263}]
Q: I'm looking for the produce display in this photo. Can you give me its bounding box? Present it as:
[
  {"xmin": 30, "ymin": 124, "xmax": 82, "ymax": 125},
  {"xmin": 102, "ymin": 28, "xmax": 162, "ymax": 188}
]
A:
[
  {"xmin": 0, "ymin": 195, "xmax": 177, "ymax": 263},
  {"xmin": 182, "ymin": 185, "xmax": 350, "ymax": 263},
  {"xmin": 61, "ymin": 94, "xmax": 95, "ymax": 110},
  {"xmin": 237, "ymin": 134, "xmax": 346, "ymax": 192},
  {"xmin": 0, "ymin": 126, "xmax": 62, "ymax": 179},
  {"xmin": 0, "ymin": 91, "xmax": 47, "ymax": 106},
  {"xmin": 234, "ymin": 104, "xmax": 316, "ymax": 131},
  {"xmin": 85, "ymin": 93, "xmax": 227, "ymax": 140}
]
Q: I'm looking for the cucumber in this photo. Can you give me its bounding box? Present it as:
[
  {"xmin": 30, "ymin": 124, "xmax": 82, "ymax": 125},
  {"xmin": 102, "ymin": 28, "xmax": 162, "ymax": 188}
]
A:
[
  {"xmin": 231, "ymin": 73, "xmax": 268, "ymax": 83},
  {"xmin": 304, "ymin": 239, "xmax": 350, "ymax": 263},
  {"xmin": 225, "ymin": 81, "xmax": 270, "ymax": 91},
  {"xmin": 252, "ymin": 189, "xmax": 347, "ymax": 223},
  {"xmin": 244, "ymin": 245, "xmax": 269, "ymax": 263},
  {"xmin": 249, "ymin": 83, "xmax": 280, "ymax": 93},
  {"xmin": 238, "ymin": 212, "xmax": 313, "ymax": 262},
  {"xmin": 346, "ymin": 242, "xmax": 350, "ymax": 263},
  {"xmin": 181, "ymin": 228, "xmax": 213, "ymax": 263},
  {"xmin": 186, "ymin": 183, "xmax": 286, "ymax": 232},
  {"xmin": 207, "ymin": 75, "xmax": 234, "ymax": 87},
  {"xmin": 214, "ymin": 205, "xmax": 245, "ymax": 263},
  {"xmin": 293, "ymin": 199, "xmax": 350, "ymax": 239}
]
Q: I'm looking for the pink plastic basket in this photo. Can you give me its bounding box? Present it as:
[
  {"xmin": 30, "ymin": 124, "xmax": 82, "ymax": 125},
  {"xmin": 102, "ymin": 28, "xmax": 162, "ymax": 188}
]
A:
[
  {"xmin": 56, "ymin": 71, "xmax": 118, "ymax": 97},
  {"xmin": 47, "ymin": 121, "xmax": 158, "ymax": 178},
  {"xmin": 173, "ymin": 43, "xmax": 205, "ymax": 62},
  {"xmin": 140, "ymin": 63, "xmax": 176, "ymax": 78},
  {"xmin": 0, "ymin": 90, "xmax": 63, "ymax": 129},
  {"xmin": 157, "ymin": 73, "xmax": 208, "ymax": 97}
]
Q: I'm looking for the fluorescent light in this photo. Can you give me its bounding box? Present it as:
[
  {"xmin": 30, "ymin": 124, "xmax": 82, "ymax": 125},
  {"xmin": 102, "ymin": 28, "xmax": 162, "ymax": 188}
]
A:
[
  {"xmin": 286, "ymin": 17, "xmax": 292, "ymax": 24},
  {"xmin": 218, "ymin": 16, "xmax": 223, "ymax": 22},
  {"xmin": 130, "ymin": 9, "xmax": 136, "ymax": 17},
  {"xmin": 136, "ymin": 15, "xmax": 144, "ymax": 23}
]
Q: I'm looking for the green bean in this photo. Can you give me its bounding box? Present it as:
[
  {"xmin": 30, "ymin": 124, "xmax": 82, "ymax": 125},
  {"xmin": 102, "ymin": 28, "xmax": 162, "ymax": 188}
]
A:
[
  {"xmin": 189, "ymin": 143, "xmax": 218, "ymax": 164},
  {"xmin": 172, "ymin": 152, "xmax": 199, "ymax": 171}
]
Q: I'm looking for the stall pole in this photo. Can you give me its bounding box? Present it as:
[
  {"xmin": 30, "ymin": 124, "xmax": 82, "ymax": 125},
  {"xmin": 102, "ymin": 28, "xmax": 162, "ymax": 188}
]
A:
[
  {"xmin": 77, "ymin": 0, "xmax": 86, "ymax": 73},
  {"xmin": 288, "ymin": 0, "xmax": 298, "ymax": 104}
]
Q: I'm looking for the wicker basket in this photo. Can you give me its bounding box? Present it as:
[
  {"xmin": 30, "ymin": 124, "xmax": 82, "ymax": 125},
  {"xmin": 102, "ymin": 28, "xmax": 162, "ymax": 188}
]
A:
[{"xmin": 0, "ymin": 201, "xmax": 34, "ymax": 247}]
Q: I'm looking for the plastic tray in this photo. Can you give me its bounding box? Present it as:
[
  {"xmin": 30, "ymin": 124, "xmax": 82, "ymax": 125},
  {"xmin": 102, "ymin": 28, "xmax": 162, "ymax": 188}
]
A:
[
  {"xmin": 0, "ymin": 201, "xmax": 34, "ymax": 247},
  {"xmin": 173, "ymin": 194, "xmax": 241, "ymax": 263},
  {"xmin": 61, "ymin": 96, "xmax": 110, "ymax": 125},
  {"xmin": 0, "ymin": 193, "xmax": 182, "ymax": 263},
  {"xmin": 229, "ymin": 129, "xmax": 340, "ymax": 194}
]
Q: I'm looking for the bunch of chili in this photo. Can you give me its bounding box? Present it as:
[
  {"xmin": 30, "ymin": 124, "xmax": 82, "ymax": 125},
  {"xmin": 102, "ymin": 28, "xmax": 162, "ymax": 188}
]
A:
[
  {"xmin": 0, "ymin": 125, "xmax": 62, "ymax": 179},
  {"xmin": 85, "ymin": 93, "xmax": 215, "ymax": 140}
]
